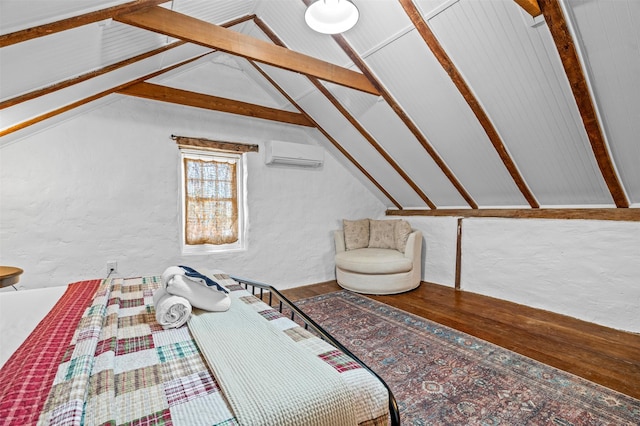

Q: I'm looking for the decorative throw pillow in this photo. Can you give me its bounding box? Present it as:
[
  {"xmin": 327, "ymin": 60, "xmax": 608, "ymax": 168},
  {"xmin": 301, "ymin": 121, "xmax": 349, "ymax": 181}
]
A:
[
  {"xmin": 395, "ymin": 220, "xmax": 412, "ymax": 253},
  {"xmin": 343, "ymin": 218, "xmax": 370, "ymax": 250},
  {"xmin": 368, "ymin": 219, "xmax": 397, "ymax": 249}
]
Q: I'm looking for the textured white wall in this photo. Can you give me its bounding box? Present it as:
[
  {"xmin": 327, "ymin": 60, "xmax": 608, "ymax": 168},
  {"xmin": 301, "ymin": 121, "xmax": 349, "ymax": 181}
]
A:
[
  {"xmin": 400, "ymin": 215, "xmax": 640, "ymax": 333},
  {"xmin": 400, "ymin": 216, "xmax": 459, "ymax": 286},
  {"xmin": 0, "ymin": 96, "xmax": 385, "ymax": 290},
  {"xmin": 460, "ymin": 218, "xmax": 640, "ymax": 333}
]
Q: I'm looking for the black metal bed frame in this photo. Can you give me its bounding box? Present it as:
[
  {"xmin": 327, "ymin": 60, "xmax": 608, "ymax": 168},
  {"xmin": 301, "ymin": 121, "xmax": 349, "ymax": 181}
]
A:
[{"xmin": 231, "ymin": 275, "xmax": 401, "ymax": 426}]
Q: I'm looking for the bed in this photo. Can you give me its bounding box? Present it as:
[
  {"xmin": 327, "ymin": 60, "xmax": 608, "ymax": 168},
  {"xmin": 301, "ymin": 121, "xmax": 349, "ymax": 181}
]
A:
[{"xmin": 0, "ymin": 271, "xmax": 400, "ymax": 425}]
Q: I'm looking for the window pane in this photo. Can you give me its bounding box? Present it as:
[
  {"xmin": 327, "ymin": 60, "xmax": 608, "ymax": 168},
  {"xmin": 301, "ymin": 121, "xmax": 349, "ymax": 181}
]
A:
[{"xmin": 184, "ymin": 157, "xmax": 238, "ymax": 245}]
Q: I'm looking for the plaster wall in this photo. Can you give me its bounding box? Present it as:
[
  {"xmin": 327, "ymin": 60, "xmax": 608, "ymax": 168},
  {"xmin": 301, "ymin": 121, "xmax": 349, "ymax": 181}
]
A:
[
  {"xmin": 0, "ymin": 96, "xmax": 385, "ymax": 290},
  {"xmin": 399, "ymin": 216, "xmax": 459, "ymax": 286},
  {"xmin": 402, "ymin": 216, "xmax": 639, "ymax": 333}
]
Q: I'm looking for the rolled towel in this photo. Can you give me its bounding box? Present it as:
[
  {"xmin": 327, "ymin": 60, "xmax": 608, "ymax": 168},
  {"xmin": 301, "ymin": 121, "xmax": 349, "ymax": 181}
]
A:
[
  {"xmin": 162, "ymin": 266, "xmax": 231, "ymax": 312},
  {"xmin": 161, "ymin": 266, "xmax": 184, "ymax": 288},
  {"xmin": 153, "ymin": 287, "xmax": 192, "ymax": 329}
]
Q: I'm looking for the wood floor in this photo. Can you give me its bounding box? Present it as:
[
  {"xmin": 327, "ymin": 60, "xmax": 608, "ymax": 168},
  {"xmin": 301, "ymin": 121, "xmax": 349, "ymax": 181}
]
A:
[{"xmin": 281, "ymin": 281, "xmax": 640, "ymax": 400}]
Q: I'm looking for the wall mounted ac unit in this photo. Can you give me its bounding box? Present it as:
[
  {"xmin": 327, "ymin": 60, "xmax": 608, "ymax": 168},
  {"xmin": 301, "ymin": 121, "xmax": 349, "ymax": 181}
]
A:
[{"xmin": 264, "ymin": 140, "xmax": 324, "ymax": 167}]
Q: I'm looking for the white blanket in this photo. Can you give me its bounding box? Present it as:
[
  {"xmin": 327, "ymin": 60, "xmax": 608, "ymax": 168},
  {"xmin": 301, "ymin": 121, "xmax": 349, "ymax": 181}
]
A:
[
  {"xmin": 188, "ymin": 291, "xmax": 358, "ymax": 426},
  {"xmin": 0, "ymin": 286, "xmax": 68, "ymax": 368},
  {"xmin": 161, "ymin": 266, "xmax": 231, "ymax": 312},
  {"xmin": 152, "ymin": 287, "xmax": 192, "ymax": 329}
]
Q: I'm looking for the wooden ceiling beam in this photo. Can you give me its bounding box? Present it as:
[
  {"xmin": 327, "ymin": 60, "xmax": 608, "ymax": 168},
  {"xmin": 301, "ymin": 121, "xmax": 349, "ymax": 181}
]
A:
[
  {"xmin": 399, "ymin": 0, "xmax": 539, "ymax": 209},
  {"xmin": 0, "ymin": 52, "xmax": 209, "ymax": 138},
  {"xmin": 513, "ymin": 0, "xmax": 542, "ymax": 17},
  {"xmin": 254, "ymin": 15, "xmax": 434, "ymax": 209},
  {"xmin": 1, "ymin": 41, "xmax": 186, "ymax": 110},
  {"xmin": 1, "ymin": 14, "xmax": 255, "ymax": 111},
  {"xmin": 0, "ymin": 0, "xmax": 168, "ymax": 47},
  {"xmin": 115, "ymin": 6, "xmax": 380, "ymax": 96},
  {"xmin": 388, "ymin": 208, "xmax": 640, "ymax": 222},
  {"xmin": 538, "ymin": 0, "xmax": 629, "ymax": 208},
  {"xmin": 118, "ymin": 82, "xmax": 315, "ymax": 127},
  {"xmin": 309, "ymin": 77, "xmax": 437, "ymax": 209},
  {"xmin": 314, "ymin": 5, "xmax": 478, "ymax": 208},
  {"xmin": 250, "ymin": 18, "xmax": 402, "ymax": 209},
  {"xmin": 343, "ymin": 41, "xmax": 479, "ymax": 209},
  {"xmin": 0, "ymin": 15, "xmax": 260, "ymax": 136},
  {"xmin": 249, "ymin": 61, "xmax": 403, "ymax": 210}
]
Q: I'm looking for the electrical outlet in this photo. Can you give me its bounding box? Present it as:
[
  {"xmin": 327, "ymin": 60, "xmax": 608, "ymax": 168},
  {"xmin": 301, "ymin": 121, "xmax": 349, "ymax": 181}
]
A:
[{"xmin": 107, "ymin": 261, "xmax": 118, "ymax": 274}]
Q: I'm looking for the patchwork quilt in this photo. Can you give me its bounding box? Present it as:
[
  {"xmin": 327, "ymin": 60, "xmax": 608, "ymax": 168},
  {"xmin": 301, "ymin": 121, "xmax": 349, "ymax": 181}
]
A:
[{"xmin": 0, "ymin": 275, "xmax": 389, "ymax": 426}]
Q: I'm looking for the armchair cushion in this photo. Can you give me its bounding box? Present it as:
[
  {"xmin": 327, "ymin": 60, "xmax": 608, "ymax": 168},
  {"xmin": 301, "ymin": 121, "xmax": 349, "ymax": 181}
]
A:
[
  {"xmin": 369, "ymin": 219, "xmax": 396, "ymax": 249},
  {"xmin": 343, "ymin": 218, "xmax": 370, "ymax": 250},
  {"xmin": 335, "ymin": 248, "xmax": 413, "ymax": 274},
  {"xmin": 395, "ymin": 220, "xmax": 412, "ymax": 252}
]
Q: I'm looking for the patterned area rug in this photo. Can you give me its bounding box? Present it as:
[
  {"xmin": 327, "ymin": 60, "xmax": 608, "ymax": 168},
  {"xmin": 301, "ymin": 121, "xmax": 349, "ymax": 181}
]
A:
[{"xmin": 295, "ymin": 291, "xmax": 640, "ymax": 426}]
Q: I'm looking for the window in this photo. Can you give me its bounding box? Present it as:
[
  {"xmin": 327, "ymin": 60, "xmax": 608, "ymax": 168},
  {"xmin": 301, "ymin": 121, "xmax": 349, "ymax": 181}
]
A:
[{"xmin": 180, "ymin": 149, "xmax": 246, "ymax": 253}]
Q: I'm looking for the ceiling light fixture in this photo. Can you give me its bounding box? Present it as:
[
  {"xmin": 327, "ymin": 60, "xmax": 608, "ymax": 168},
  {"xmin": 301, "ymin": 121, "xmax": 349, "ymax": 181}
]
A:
[{"xmin": 305, "ymin": 0, "xmax": 359, "ymax": 34}]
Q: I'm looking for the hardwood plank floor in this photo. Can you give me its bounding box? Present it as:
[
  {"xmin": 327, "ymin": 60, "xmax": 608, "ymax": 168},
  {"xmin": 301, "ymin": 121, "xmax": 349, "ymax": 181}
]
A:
[{"xmin": 281, "ymin": 281, "xmax": 640, "ymax": 400}]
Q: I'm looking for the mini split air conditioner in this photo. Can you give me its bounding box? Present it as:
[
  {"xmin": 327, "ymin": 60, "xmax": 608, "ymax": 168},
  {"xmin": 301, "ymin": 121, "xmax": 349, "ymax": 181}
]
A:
[{"xmin": 264, "ymin": 140, "xmax": 324, "ymax": 167}]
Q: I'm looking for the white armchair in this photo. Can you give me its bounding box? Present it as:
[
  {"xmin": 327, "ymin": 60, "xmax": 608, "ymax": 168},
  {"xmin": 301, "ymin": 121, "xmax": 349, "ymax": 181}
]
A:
[{"xmin": 334, "ymin": 228, "xmax": 422, "ymax": 295}]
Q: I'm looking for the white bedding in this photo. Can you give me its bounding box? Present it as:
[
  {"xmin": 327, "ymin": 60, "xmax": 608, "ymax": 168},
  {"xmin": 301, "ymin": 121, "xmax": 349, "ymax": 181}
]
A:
[{"xmin": 0, "ymin": 286, "xmax": 68, "ymax": 368}]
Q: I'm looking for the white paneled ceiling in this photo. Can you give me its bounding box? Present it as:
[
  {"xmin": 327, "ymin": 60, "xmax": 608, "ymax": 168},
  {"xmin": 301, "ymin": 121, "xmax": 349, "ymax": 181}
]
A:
[
  {"xmin": 253, "ymin": 0, "xmax": 355, "ymax": 69},
  {"xmin": 1, "ymin": 0, "xmax": 638, "ymax": 213},
  {"xmin": 302, "ymin": 92, "xmax": 429, "ymax": 208},
  {"xmin": 171, "ymin": 0, "xmax": 254, "ymax": 24},
  {"xmin": 324, "ymin": 81, "xmax": 470, "ymax": 207},
  {"xmin": 99, "ymin": 21, "xmax": 168, "ymax": 65},
  {"xmin": 364, "ymin": 28, "xmax": 528, "ymax": 207},
  {"xmin": 152, "ymin": 53, "xmax": 297, "ymax": 110},
  {"xmin": 0, "ymin": 0, "xmax": 130, "ymax": 33},
  {"xmin": 565, "ymin": 0, "xmax": 640, "ymax": 204},
  {"xmin": 426, "ymin": 0, "xmax": 612, "ymax": 206},
  {"xmin": 343, "ymin": 0, "xmax": 414, "ymax": 58}
]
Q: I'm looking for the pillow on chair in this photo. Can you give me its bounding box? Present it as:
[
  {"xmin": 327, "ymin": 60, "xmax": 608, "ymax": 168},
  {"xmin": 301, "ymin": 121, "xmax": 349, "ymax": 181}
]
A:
[
  {"xmin": 369, "ymin": 219, "xmax": 396, "ymax": 249},
  {"xmin": 395, "ymin": 220, "xmax": 412, "ymax": 253},
  {"xmin": 343, "ymin": 218, "xmax": 370, "ymax": 250},
  {"xmin": 344, "ymin": 218, "xmax": 413, "ymax": 252}
]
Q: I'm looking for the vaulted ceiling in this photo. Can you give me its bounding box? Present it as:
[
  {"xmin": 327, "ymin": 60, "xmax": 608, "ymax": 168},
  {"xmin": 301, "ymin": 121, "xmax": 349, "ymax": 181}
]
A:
[{"xmin": 1, "ymin": 0, "xmax": 639, "ymax": 220}]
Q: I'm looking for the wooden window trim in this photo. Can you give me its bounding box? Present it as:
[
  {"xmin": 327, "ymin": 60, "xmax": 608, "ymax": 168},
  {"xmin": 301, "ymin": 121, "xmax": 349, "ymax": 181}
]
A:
[{"xmin": 174, "ymin": 135, "xmax": 259, "ymax": 154}]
